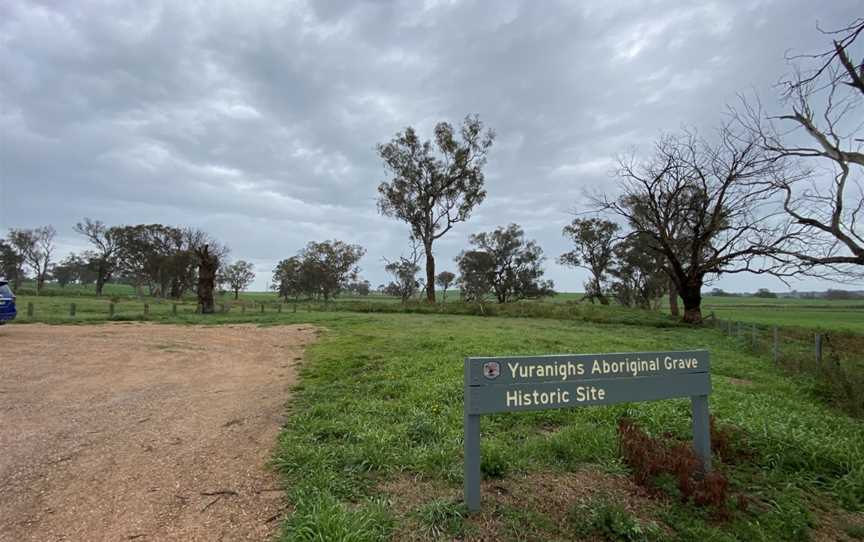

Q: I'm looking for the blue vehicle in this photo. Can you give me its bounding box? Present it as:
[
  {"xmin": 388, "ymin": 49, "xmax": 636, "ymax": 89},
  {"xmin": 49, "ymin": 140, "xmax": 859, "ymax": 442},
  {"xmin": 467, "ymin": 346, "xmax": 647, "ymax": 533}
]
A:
[{"xmin": 0, "ymin": 280, "xmax": 16, "ymax": 324}]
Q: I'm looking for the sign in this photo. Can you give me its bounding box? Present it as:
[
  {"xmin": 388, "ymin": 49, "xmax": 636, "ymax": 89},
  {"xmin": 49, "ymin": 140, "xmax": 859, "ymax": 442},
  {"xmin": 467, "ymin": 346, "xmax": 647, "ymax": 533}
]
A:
[{"xmin": 463, "ymin": 350, "xmax": 712, "ymax": 512}]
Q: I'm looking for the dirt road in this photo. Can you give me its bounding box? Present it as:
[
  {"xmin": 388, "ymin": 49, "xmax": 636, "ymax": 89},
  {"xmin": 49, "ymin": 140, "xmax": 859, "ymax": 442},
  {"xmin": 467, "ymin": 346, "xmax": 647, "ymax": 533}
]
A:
[{"xmin": 0, "ymin": 323, "xmax": 316, "ymax": 542}]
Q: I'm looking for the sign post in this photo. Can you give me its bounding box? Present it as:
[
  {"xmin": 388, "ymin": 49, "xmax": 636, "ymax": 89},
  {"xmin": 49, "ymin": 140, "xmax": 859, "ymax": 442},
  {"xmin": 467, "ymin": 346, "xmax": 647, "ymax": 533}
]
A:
[{"xmin": 463, "ymin": 350, "xmax": 712, "ymax": 512}]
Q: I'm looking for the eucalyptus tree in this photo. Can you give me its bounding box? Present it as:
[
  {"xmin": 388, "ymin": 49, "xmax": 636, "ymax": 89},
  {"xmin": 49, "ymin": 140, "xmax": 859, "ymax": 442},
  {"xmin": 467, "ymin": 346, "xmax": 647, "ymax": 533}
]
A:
[
  {"xmin": 8, "ymin": 226, "xmax": 56, "ymax": 294},
  {"xmin": 559, "ymin": 218, "xmax": 619, "ymax": 305},
  {"xmin": 456, "ymin": 223, "xmax": 554, "ymax": 304},
  {"xmin": 376, "ymin": 115, "xmax": 495, "ymax": 302},
  {"xmin": 74, "ymin": 218, "xmax": 119, "ymax": 296}
]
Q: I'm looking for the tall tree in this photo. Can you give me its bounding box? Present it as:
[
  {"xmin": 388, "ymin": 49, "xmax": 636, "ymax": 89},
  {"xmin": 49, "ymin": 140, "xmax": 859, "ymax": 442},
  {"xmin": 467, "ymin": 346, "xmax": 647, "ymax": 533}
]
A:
[
  {"xmin": 435, "ymin": 271, "xmax": 456, "ymax": 302},
  {"xmin": 220, "ymin": 260, "xmax": 256, "ymax": 299},
  {"xmin": 559, "ymin": 218, "xmax": 619, "ymax": 305},
  {"xmin": 605, "ymin": 127, "xmax": 787, "ymax": 323},
  {"xmin": 8, "ymin": 226, "xmax": 56, "ymax": 294},
  {"xmin": 73, "ymin": 218, "xmax": 119, "ymax": 296},
  {"xmin": 736, "ymin": 17, "xmax": 864, "ymax": 279},
  {"xmin": 456, "ymin": 223, "xmax": 554, "ymax": 304},
  {"xmin": 376, "ymin": 115, "xmax": 495, "ymax": 303}
]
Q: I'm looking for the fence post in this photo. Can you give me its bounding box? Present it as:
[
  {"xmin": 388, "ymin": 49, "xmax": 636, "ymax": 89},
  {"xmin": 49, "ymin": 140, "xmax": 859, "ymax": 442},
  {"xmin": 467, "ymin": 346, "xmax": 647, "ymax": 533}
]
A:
[
  {"xmin": 109, "ymin": 302, "xmax": 115, "ymax": 317},
  {"xmin": 27, "ymin": 302, "xmax": 34, "ymax": 318},
  {"xmin": 144, "ymin": 303, "xmax": 149, "ymax": 316},
  {"xmin": 278, "ymin": 304, "xmax": 282, "ymax": 314},
  {"xmin": 172, "ymin": 303, "xmax": 178, "ymax": 316},
  {"xmin": 727, "ymin": 320, "xmax": 733, "ymax": 336},
  {"xmin": 69, "ymin": 303, "xmax": 76, "ymax": 317},
  {"xmin": 751, "ymin": 324, "xmax": 757, "ymax": 348},
  {"xmin": 773, "ymin": 326, "xmax": 779, "ymax": 365},
  {"xmin": 260, "ymin": 303, "xmax": 265, "ymax": 313},
  {"xmin": 242, "ymin": 305, "xmax": 246, "ymax": 314},
  {"xmin": 815, "ymin": 334, "xmax": 823, "ymax": 368}
]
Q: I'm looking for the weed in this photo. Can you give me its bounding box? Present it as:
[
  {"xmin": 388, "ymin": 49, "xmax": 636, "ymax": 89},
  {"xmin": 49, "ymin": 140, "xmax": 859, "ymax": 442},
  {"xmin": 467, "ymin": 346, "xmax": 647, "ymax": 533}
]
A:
[
  {"xmin": 412, "ymin": 499, "xmax": 466, "ymax": 539},
  {"xmin": 568, "ymin": 495, "xmax": 662, "ymax": 542}
]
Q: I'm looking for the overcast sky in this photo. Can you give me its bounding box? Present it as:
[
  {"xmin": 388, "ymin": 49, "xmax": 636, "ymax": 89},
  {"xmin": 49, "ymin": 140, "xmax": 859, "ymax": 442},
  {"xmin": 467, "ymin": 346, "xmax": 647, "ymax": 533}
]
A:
[{"xmin": 1, "ymin": 0, "xmax": 861, "ymax": 293}]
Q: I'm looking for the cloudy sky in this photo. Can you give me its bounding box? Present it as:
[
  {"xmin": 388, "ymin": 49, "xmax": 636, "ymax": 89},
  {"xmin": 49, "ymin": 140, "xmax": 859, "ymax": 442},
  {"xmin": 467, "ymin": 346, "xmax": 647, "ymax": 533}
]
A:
[{"xmin": 1, "ymin": 0, "xmax": 860, "ymax": 292}]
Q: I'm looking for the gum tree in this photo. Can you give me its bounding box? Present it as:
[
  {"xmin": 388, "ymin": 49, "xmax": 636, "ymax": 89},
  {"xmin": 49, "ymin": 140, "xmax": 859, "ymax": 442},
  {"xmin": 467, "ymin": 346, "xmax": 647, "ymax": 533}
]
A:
[
  {"xmin": 376, "ymin": 115, "xmax": 494, "ymax": 303},
  {"xmin": 559, "ymin": 218, "xmax": 619, "ymax": 305}
]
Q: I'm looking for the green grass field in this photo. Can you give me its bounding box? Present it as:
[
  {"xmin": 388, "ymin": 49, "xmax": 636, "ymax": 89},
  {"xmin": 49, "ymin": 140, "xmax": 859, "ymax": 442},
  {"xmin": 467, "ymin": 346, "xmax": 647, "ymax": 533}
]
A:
[{"xmin": 7, "ymin": 291, "xmax": 864, "ymax": 541}]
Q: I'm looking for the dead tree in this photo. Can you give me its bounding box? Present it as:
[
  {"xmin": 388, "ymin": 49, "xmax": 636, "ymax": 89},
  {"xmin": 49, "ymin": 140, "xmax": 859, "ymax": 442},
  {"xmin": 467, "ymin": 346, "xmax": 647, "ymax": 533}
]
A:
[
  {"xmin": 603, "ymin": 126, "xmax": 792, "ymax": 324},
  {"xmin": 196, "ymin": 244, "xmax": 218, "ymax": 314},
  {"xmin": 736, "ymin": 17, "xmax": 864, "ymax": 278}
]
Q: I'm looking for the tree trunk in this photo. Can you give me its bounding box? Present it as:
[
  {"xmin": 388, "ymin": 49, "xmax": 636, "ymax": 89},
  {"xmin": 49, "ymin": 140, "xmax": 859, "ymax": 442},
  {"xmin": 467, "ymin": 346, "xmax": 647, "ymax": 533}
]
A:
[
  {"xmin": 196, "ymin": 245, "xmax": 218, "ymax": 314},
  {"xmin": 95, "ymin": 273, "xmax": 105, "ymax": 296},
  {"xmin": 668, "ymin": 278, "xmax": 679, "ymax": 317},
  {"xmin": 424, "ymin": 242, "xmax": 436, "ymax": 303},
  {"xmin": 679, "ymin": 281, "xmax": 703, "ymax": 324},
  {"xmin": 234, "ymin": 289, "xmax": 239, "ymax": 300},
  {"xmin": 36, "ymin": 274, "xmax": 45, "ymax": 295}
]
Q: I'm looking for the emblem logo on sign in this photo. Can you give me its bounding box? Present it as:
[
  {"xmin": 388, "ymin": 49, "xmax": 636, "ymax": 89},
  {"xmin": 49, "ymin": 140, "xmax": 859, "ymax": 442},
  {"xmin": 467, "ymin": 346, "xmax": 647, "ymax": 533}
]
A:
[{"xmin": 483, "ymin": 361, "xmax": 500, "ymax": 380}]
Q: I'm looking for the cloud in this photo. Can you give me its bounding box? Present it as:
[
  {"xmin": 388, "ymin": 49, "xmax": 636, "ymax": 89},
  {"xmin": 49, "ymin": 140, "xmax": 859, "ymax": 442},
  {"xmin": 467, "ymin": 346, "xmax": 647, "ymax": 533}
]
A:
[{"xmin": 1, "ymin": 0, "xmax": 861, "ymax": 292}]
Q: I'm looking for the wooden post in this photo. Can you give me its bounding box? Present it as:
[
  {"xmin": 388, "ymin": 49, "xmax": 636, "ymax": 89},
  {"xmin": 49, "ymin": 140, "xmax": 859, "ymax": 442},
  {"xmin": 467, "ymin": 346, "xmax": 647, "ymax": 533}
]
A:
[
  {"xmin": 27, "ymin": 302, "xmax": 34, "ymax": 318},
  {"xmin": 241, "ymin": 305, "xmax": 246, "ymax": 314},
  {"xmin": 143, "ymin": 303, "xmax": 149, "ymax": 316},
  {"xmin": 260, "ymin": 303, "xmax": 264, "ymax": 313},
  {"xmin": 277, "ymin": 304, "xmax": 282, "ymax": 314},
  {"xmin": 751, "ymin": 324, "xmax": 757, "ymax": 348},
  {"xmin": 773, "ymin": 326, "xmax": 779, "ymax": 365},
  {"xmin": 69, "ymin": 303, "xmax": 76, "ymax": 317},
  {"xmin": 172, "ymin": 303, "xmax": 177, "ymax": 315},
  {"xmin": 815, "ymin": 334, "xmax": 823, "ymax": 368},
  {"xmin": 109, "ymin": 302, "xmax": 115, "ymax": 318}
]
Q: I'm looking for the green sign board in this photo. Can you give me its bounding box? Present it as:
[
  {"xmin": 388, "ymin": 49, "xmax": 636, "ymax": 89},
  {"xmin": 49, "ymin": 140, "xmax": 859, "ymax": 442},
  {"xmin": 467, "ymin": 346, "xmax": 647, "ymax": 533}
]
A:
[{"xmin": 463, "ymin": 350, "xmax": 712, "ymax": 512}]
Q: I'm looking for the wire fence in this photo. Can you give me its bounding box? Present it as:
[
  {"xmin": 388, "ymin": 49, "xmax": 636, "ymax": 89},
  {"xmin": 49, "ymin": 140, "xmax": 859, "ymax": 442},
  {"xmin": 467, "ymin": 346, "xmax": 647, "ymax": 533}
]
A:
[{"xmin": 709, "ymin": 313, "xmax": 863, "ymax": 417}]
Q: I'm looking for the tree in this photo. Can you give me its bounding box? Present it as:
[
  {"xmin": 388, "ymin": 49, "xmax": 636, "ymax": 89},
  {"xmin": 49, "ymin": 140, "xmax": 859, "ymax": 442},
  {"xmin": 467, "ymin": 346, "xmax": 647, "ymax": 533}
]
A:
[
  {"xmin": 298, "ymin": 240, "xmax": 366, "ymax": 301},
  {"xmin": 74, "ymin": 218, "xmax": 119, "ymax": 296},
  {"xmin": 604, "ymin": 127, "xmax": 787, "ymax": 323},
  {"xmin": 195, "ymin": 244, "xmax": 219, "ymax": 314},
  {"xmin": 0, "ymin": 239, "xmax": 25, "ymax": 290},
  {"xmin": 377, "ymin": 115, "xmax": 495, "ymax": 303},
  {"xmin": 736, "ymin": 17, "xmax": 864, "ymax": 278},
  {"xmin": 272, "ymin": 257, "xmax": 305, "ymax": 304},
  {"xmin": 456, "ymin": 250, "xmax": 495, "ymax": 303},
  {"xmin": 435, "ymin": 271, "xmax": 456, "ymax": 302},
  {"xmin": 383, "ymin": 240, "xmax": 423, "ymax": 303},
  {"xmin": 52, "ymin": 253, "xmax": 97, "ymax": 287},
  {"xmin": 456, "ymin": 223, "xmax": 554, "ymax": 304},
  {"xmin": 8, "ymin": 226, "xmax": 56, "ymax": 294},
  {"xmin": 345, "ymin": 280, "xmax": 371, "ymax": 296},
  {"xmin": 609, "ymin": 235, "xmax": 668, "ymax": 310},
  {"xmin": 220, "ymin": 260, "xmax": 255, "ymax": 299},
  {"xmin": 559, "ymin": 218, "xmax": 619, "ymax": 305},
  {"xmin": 753, "ymin": 288, "xmax": 777, "ymax": 298}
]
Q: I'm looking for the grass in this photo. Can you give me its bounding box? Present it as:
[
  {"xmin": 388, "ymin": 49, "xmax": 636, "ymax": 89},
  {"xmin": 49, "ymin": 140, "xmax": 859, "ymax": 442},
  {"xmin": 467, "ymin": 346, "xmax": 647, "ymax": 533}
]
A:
[
  {"xmin": 266, "ymin": 311, "xmax": 863, "ymax": 541},
  {"xmin": 689, "ymin": 295, "xmax": 864, "ymax": 334},
  {"xmin": 9, "ymin": 290, "xmax": 864, "ymax": 540}
]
